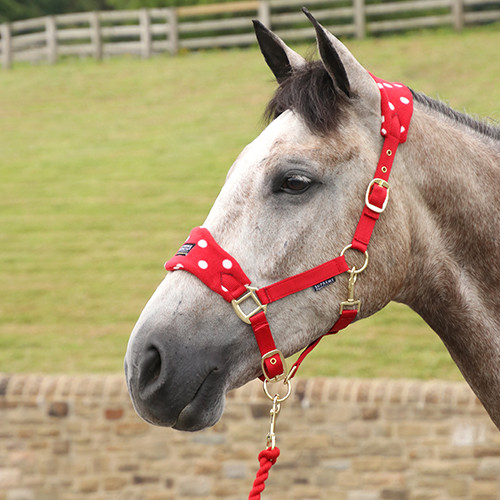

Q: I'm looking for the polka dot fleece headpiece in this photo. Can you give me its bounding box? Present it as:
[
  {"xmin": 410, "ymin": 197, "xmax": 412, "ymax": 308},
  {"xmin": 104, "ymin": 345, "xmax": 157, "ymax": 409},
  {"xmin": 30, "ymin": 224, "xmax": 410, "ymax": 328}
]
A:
[{"xmin": 371, "ymin": 73, "xmax": 413, "ymax": 141}]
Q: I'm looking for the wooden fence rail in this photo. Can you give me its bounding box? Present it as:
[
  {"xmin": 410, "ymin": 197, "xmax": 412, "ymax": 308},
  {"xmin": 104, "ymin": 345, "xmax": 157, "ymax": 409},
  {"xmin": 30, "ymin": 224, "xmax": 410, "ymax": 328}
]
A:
[{"xmin": 1, "ymin": 0, "xmax": 499, "ymax": 68}]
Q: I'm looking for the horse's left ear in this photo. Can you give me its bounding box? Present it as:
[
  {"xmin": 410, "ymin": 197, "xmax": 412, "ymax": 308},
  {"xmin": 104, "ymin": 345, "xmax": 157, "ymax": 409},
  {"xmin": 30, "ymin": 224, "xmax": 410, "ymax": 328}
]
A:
[
  {"xmin": 303, "ymin": 8, "xmax": 378, "ymax": 105},
  {"xmin": 253, "ymin": 20, "xmax": 306, "ymax": 83}
]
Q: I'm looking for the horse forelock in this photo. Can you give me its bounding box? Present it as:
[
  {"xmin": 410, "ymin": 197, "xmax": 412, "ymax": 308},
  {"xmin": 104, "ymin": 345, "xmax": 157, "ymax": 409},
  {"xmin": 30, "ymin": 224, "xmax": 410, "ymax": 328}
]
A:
[{"xmin": 264, "ymin": 60, "xmax": 350, "ymax": 136}]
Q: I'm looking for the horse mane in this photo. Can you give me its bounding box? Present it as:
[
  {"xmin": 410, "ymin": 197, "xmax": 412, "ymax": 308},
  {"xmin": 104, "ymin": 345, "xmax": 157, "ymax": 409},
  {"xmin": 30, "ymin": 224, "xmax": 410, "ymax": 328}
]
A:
[
  {"xmin": 264, "ymin": 60, "xmax": 350, "ymax": 135},
  {"xmin": 265, "ymin": 60, "xmax": 500, "ymax": 143},
  {"xmin": 410, "ymin": 90, "xmax": 500, "ymax": 142}
]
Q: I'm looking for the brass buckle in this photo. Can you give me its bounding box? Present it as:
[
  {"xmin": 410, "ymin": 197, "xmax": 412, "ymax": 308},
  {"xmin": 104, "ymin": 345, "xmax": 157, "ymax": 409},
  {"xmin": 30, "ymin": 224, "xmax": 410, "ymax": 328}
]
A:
[
  {"xmin": 365, "ymin": 178, "xmax": 390, "ymax": 214},
  {"xmin": 231, "ymin": 286, "xmax": 267, "ymax": 324},
  {"xmin": 261, "ymin": 349, "xmax": 288, "ymax": 383}
]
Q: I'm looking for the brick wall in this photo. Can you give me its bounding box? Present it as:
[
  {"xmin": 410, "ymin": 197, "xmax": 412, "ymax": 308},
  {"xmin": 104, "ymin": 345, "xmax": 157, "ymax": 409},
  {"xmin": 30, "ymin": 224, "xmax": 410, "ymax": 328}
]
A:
[{"xmin": 1, "ymin": 374, "xmax": 499, "ymax": 500}]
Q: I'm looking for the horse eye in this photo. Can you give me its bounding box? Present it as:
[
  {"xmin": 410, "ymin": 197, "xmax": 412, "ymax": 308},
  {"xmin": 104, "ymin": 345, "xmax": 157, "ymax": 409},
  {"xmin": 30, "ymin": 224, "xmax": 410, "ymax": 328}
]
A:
[{"xmin": 281, "ymin": 174, "xmax": 312, "ymax": 194}]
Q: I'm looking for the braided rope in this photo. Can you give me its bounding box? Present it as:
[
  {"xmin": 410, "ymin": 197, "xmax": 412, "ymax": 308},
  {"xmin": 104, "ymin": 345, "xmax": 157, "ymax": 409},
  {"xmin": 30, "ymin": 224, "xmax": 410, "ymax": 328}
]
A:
[{"xmin": 248, "ymin": 447, "xmax": 280, "ymax": 499}]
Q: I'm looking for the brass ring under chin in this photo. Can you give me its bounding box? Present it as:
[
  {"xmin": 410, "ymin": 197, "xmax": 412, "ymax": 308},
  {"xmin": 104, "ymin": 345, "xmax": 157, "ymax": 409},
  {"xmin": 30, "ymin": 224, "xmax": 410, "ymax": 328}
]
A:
[{"xmin": 263, "ymin": 378, "xmax": 292, "ymax": 403}]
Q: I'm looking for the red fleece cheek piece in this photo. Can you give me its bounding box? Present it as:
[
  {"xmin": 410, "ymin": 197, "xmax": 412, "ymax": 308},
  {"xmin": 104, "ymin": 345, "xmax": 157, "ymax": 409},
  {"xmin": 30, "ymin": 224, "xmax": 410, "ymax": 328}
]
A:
[{"xmin": 165, "ymin": 227, "xmax": 250, "ymax": 302}]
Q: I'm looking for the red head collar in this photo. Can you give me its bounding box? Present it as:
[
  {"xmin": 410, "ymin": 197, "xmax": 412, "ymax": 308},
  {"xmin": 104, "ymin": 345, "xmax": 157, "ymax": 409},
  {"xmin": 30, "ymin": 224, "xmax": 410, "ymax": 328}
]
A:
[{"xmin": 165, "ymin": 75, "xmax": 413, "ymax": 382}]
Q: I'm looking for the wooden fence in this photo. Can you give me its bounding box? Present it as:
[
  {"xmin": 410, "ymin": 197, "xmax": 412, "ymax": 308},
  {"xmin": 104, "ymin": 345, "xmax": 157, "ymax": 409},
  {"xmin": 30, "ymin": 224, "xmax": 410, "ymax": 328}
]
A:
[{"xmin": 1, "ymin": 0, "xmax": 500, "ymax": 68}]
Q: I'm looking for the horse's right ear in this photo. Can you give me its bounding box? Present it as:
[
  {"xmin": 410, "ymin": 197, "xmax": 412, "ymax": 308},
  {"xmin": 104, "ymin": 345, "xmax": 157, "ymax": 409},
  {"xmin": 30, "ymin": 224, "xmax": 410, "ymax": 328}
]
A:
[{"xmin": 253, "ymin": 20, "xmax": 306, "ymax": 83}]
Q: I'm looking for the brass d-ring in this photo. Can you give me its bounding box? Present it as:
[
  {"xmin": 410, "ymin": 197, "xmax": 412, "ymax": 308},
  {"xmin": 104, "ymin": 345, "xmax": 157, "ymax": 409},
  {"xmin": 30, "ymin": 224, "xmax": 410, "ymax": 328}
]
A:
[
  {"xmin": 340, "ymin": 244, "xmax": 369, "ymax": 274},
  {"xmin": 263, "ymin": 378, "xmax": 292, "ymax": 403}
]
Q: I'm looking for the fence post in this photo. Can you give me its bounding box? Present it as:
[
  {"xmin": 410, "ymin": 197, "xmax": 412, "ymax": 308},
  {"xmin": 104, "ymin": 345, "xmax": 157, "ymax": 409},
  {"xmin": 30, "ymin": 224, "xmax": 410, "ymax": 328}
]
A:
[
  {"xmin": 167, "ymin": 8, "xmax": 178, "ymax": 56},
  {"xmin": 46, "ymin": 16, "xmax": 57, "ymax": 64},
  {"xmin": 353, "ymin": 0, "xmax": 366, "ymax": 38},
  {"xmin": 258, "ymin": 1, "xmax": 271, "ymax": 28},
  {"xmin": 90, "ymin": 12, "xmax": 102, "ymax": 61},
  {"xmin": 140, "ymin": 8, "xmax": 152, "ymax": 58},
  {"xmin": 452, "ymin": 0, "xmax": 464, "ymax": 30},
  {"xmin": 1, "ymin": 23, "xmax": 12, "ymax": 69}
]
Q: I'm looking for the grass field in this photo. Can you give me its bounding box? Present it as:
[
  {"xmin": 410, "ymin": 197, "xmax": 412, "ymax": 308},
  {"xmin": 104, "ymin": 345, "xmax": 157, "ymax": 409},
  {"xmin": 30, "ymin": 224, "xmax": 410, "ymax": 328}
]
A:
[{"xmin": 1, "ymin": 24, "xmax": 499, "ymax": 378}]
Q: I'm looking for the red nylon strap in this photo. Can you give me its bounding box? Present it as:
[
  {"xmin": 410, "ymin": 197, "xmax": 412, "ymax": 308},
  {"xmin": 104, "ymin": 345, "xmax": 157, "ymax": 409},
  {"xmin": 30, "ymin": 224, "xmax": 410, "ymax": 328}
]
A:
[
  {"xmin": 351, "ymin": 135, "xmax": 398, "ymax": 252},
  {"xmin": 328, "ymin": 308, "xmax": 359, "ymax": 335},
  {"xmin": 288, "ymin": 309, "xmax": 358, "ymax": 378},
  {"xmin": 256, "ymin": 256, "xmax": 349, "ymax": 305},
  {"xmin": 250, "ymin": 312, "xmax": 284, "ymax": 381},
  {"xmin": 351, "ymin": 77, "xmax": 413, "ymax": 252}
]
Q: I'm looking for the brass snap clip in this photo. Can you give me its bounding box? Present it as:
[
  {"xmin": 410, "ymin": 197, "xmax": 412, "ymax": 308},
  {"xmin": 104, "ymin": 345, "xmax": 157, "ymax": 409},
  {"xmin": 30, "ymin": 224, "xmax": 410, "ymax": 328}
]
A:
[
  {"xmin": 263, "ymin": 377, "xmax": 292, "ymax": 450},
  {"xmin": 339, "ymin": 267, "xmax": 361, "ymax": 314},
  {"xmin": 266, "ymin": 395, "xmax": 281, "ymax": 449},
  {"xmin": 339, "ymin": 245, "xmax": 369, "ymax": 315}
]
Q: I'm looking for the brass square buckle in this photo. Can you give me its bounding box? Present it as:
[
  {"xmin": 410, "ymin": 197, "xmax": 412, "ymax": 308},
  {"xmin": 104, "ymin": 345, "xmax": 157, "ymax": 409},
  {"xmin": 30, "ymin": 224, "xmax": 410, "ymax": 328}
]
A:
[
  {"xmin": 261, "ymin": 349, "xmax": 288, "ymax": 383},
  {"xmin": 365, "ymin": 178, "xmax": 390, "ymax": 214},
  {"xmin": 231, "ymin": 286, "xmax": 267, "ymax": 324}
]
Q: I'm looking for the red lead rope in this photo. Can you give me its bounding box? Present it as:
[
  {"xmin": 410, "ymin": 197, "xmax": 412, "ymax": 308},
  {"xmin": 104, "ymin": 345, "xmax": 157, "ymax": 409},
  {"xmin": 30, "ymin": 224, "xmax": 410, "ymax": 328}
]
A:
[{"xmin": 248, "ymin": 447, "xmax": 281, "ymax": 500}]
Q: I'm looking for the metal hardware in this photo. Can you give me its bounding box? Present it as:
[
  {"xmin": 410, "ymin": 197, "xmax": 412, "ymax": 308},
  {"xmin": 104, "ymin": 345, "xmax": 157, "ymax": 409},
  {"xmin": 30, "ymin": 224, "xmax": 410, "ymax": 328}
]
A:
[
  {"xmin": 339, "ymin": 268, "xmax": 361, "ymax": 314},
  {"xmin": 365, "ymin": 178, "xmax": 390, "ymax": 214},
  {"xmin": 266, "ymin": 395, "xmax": 281, "ymax": 449},
  {"xmin": 231, "ymin": 286, "xmax": 267, "ymax": 324},
  {"xmin": 285, "ymin": 365, "xmax": 298, "ymax": 384},
  {"xmin": 263, "ymin": 377, "xmax": 292, "ymax": 448},
  {"xmin": 261, "ymin": 349, "xmax": 288, "ymax": 383},
  {"xmin": 263, "ymin": 377, "xmax": 292, "ymax": 403},
  {"xmin": 340, "ymin": 244, "xmax": 369, "ymax": 274}
]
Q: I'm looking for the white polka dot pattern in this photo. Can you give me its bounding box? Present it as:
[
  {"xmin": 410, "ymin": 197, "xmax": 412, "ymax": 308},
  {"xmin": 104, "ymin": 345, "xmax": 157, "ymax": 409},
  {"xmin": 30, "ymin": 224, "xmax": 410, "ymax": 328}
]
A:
[
  {"xmin": 165, "ymin": 227, "xmax": 251, "ymax": 303},
  {"xmin": 371, "ymin": 74, "xmax": 413, "ymax": 143}
]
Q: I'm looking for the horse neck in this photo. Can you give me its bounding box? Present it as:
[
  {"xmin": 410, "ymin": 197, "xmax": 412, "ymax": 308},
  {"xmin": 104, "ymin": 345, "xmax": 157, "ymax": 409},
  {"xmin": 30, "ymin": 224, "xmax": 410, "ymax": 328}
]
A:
[{"xmin": 395, "ymin": 102, "xmax": 500, "ymax": 427}]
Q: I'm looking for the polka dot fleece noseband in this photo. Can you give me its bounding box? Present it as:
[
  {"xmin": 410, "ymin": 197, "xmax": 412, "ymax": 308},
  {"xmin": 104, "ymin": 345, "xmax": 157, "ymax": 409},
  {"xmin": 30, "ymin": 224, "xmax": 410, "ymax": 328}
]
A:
[{"xmin": 165, "ymin": 74, "xmax": 413, "ymax": 384}]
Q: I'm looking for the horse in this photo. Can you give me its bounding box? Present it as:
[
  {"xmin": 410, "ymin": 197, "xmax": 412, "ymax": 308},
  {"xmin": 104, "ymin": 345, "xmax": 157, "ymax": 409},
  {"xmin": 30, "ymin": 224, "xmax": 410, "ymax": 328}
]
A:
[{"xmin": 125, "ymin": 10, "xmax": 500, "ymax": 434}]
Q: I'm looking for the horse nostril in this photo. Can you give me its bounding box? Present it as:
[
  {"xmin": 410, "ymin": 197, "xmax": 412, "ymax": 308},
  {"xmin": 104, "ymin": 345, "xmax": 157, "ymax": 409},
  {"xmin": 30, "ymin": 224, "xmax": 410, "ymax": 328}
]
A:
[{"xmin": 139, "ymin": 345, "xmax": 163, "ymax": 393}]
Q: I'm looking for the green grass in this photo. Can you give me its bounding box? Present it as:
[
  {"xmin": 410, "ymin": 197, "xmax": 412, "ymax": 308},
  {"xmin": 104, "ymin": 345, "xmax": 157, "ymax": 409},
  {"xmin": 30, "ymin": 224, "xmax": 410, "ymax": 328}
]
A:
[{"xmin": 1, "ymin": 24, "xmax": 499, "ymax": 378}]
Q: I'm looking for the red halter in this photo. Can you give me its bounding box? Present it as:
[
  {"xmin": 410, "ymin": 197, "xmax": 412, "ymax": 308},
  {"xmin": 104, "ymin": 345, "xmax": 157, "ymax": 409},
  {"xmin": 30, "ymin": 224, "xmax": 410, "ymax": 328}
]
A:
[{"xmin": 165, "ymin": 75, "xmax": 413, "ymax": 383}]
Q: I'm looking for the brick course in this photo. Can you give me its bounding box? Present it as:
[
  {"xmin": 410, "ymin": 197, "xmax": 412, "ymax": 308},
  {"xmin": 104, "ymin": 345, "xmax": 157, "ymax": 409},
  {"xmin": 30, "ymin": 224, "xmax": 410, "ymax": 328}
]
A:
[{"xmin": 0, "ymin": 374, "xmax": 499, "ymax": 499}]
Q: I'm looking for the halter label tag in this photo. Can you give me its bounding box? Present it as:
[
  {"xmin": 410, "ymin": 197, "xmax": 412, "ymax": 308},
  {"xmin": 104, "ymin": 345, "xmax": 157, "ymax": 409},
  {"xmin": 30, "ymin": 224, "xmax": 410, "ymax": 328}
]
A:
[
  {"xmin": 176, "ymin": 243, "xmax": 195, "ymax": 256},
  {"xmin": 312, "ymin": 276, "xmax": 336, "ymax": 292}
]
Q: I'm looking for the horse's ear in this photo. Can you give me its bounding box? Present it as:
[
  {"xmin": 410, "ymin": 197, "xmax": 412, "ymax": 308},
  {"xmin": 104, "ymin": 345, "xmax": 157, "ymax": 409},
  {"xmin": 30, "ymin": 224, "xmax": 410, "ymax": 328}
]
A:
[
  {"xmin": 302, "ymin": 8, "xmax": 350, "ymax": 97},
  {"xmin": 253, "ymin": 20, "xmax": 306, "ymax": 83},
  {"xmin": 303, "ymin": 8, "xmax": 378, "ymax": 105}
]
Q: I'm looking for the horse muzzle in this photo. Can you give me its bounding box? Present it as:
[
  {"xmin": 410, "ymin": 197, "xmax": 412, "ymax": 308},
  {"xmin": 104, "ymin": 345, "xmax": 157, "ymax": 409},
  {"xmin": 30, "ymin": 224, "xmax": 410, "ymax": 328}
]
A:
[{"xmin": 124, "ymin": 294, "xmax": 237, "ymax": 431}]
